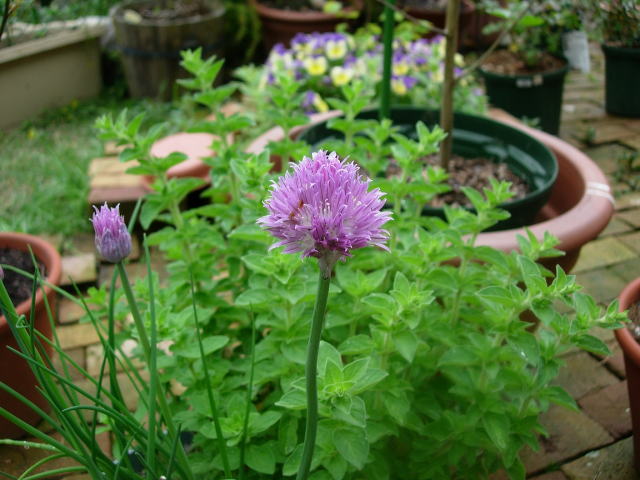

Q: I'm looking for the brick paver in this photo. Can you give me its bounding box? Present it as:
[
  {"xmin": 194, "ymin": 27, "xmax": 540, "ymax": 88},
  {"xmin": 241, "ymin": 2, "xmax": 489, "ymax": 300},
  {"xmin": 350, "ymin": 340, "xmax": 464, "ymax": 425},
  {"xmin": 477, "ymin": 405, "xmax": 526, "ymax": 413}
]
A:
[
  {"xmin": 579, "ymin": 381, "xmax": 631, "ymax": 439},
  {"xmin": 521, "ymin": 406, "xmax": 613, "ymax": 475}
]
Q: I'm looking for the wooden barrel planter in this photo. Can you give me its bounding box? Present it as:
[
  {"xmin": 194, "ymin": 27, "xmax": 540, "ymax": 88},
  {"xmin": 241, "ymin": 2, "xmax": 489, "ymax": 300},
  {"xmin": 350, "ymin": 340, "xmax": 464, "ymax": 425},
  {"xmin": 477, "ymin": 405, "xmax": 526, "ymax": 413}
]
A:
[{"xmin": 110, "ymin": 0, "xmax": 225, "ymax": 100}]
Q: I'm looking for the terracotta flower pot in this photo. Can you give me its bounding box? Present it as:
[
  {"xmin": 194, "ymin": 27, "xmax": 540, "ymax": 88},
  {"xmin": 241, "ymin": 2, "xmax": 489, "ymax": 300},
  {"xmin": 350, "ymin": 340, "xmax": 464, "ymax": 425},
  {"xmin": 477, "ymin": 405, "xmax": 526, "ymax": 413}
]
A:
[
  {"xmin": 615, "ymin": 278, "xmax": 640, "ymax": 471},
  {"xmin": 246, "ymin": 109, "xmax": 614, "ymax": 273},
  {"xmin": 0, "ymin": 232, "xmax": 62, "ymax": 438},
  {"xmin": 252, "ymin": 0, "xmax": 363, "ymax": 53},
  {"xmin": 477, "ymin": 111, "xmax": 614, "ymax": 273}
]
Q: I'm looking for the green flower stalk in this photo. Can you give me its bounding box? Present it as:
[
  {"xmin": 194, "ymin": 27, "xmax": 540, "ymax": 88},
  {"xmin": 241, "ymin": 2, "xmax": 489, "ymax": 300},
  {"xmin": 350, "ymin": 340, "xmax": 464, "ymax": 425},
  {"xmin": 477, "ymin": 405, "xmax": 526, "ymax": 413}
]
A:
[
  {"xmin": 91, "ymin": 203, "xmax": 195, "ymax": 480},
  {"xmin": 258, "ymin": 151, "xmax": 392, "ymax": 479}
]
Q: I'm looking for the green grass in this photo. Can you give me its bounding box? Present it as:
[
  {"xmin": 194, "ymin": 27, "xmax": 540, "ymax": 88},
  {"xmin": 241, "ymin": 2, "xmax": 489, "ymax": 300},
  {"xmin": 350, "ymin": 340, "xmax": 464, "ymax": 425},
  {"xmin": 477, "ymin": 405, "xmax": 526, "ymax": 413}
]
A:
[{"xmin": 0, "ymin": 89, "xmax": 184, "ymax": 238}]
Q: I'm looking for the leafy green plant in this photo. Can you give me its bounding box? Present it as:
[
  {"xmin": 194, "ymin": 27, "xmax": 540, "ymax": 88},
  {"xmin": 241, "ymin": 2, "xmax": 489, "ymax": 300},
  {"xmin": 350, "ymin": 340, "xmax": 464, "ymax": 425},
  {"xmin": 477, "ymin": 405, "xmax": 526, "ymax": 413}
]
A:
[
  {"xmin": 587, "ymin": 0, "xmax": 640, "ymax": 47},
  {"xmin": 3, "ymin": 47, "xmax": 623, "ymax": 480},
  {"xmin": 482, "ymin": 0, "xmax": 582, "ymax": 67}
]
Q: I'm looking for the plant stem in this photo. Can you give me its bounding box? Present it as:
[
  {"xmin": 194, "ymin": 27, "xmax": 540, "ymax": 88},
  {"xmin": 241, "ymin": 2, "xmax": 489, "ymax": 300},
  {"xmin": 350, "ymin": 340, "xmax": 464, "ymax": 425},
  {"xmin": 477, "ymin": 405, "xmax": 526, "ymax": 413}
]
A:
[
  {"xmin": 439, "ymin": 0, "xmax": 461, "ymax": 170},
  {"xmin": 188, "ymin": 271, "xmax": 231, "ymax": 478},
  {"xmin": 296, "ymin": 271, "xmax": 332, "ymax": 480},
  {"xmin": 0, "ymin": 0, "xmax": 11, "ymax": 44},
  {"xmin": 380, "ymin": 0, "xmax": 395, "ymax": 120}
]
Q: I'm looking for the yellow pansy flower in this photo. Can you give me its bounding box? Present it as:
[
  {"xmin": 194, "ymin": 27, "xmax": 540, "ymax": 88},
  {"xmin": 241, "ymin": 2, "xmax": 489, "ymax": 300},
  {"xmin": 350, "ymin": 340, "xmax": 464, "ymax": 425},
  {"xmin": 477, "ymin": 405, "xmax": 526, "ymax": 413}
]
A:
[
  {"xmin": 304, "ymin": 56, "xmax": 328, "ymax": 76},
  {"xmin": 330, "ymin": 66, "xmax": 354, "ymax": 87},
  {"xmin": 326, "ymin": 39, "xmax": 348, "ymax": 60}
]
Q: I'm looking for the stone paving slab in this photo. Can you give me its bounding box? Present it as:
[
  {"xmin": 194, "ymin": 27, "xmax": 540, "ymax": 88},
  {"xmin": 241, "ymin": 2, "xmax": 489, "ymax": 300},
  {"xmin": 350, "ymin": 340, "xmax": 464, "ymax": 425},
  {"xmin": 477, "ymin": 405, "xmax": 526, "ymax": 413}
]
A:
[
  {"xmin": 553, "ymin": 352, "xmax": 619, "ymax": 400},
  {"xmin": 562, "ymin": 102, "xmax": 607, "ymax": 123},
  {"xmin": 57, "ymin": 321, "xmax": 108, "ymax": 350},
  {"xmin": 579, "ymin": 381, "xmax": 631, "ymax": 439},
  {"xmin": 600, "ymin": 217, "xmax": 634, "ymax": 237},
  {"xmin": 609, "ymin": 257, "xmax": 640, "ymax": 284},
  {"xmin": 577, "ymin": 122, "xmax": 637, "ymax": 145},
  {"xmin": 574, "ymin": 269, "xmax": 628, "ymax": 305},
  {"xmin": 571, "ymin": 237, "xmax": 637, "ymax": 273},
  {"xmin": 60, "ymin": 253, "xmax": 97, "ymax": 286},
  {"xmin": 521, "ymin": 405, "xmax": 613, "ymax": 475},
  {"xmin": 561, "ymin": 436, "xmax": 635, "ymax": 480},
  {"xmin": 618, "ymin": 231, "xmax": 640, "ymax": 255},
  {"xmin": 603, "ymin": 344, "xmax": 626, "ymax": 379},
  {"xmin": 583, "ymin": 143, "xmax": 633, "ymax": 175},
  {"xmin": 617, "ymin": 209, "xmax": 640, "ymax": 228},
  {"xmin": 51, "ymin": 346, "xmax": 86, "ymax": 381},
  {"xmin": 620, "ymin": 136, "xmax": 640, "ymax": 151},
  {"xmin": 98, "ymin": 257, "xmax": 168, "ymax": 288},
  {"xmin": 57, "ymin": 296, "xmax": 87, "ymax": 324},
  {"xmin": 615, "ymin": 192, "xmax": 640, "ymax": 211}
]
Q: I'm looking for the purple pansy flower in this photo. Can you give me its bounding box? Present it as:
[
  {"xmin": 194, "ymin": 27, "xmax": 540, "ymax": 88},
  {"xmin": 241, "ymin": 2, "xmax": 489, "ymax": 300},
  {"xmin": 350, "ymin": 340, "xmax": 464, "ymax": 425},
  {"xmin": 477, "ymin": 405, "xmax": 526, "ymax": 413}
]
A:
[
  {"xmin": 258, "ymin": 151, "xmax": 392, "ymax": 277},
  {"xmin": 91, "ymin": 203, "xmax": 132, "ymax": 263},
  {"xmin": 302, "ymin": 90, "xmax": 316, "ymax": 113}
]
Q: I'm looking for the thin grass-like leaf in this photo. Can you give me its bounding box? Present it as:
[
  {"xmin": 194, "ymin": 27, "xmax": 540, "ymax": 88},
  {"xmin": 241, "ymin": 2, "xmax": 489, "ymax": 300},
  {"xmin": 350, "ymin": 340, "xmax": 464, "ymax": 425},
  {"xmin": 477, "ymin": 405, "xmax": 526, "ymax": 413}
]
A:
[
  {"xmin": 188, "ymin": 270, "xmax": 231, "ymax": 477},
  {"xmin": 144, "ymin": 234, "xmax": 158, "ymax": 477}
]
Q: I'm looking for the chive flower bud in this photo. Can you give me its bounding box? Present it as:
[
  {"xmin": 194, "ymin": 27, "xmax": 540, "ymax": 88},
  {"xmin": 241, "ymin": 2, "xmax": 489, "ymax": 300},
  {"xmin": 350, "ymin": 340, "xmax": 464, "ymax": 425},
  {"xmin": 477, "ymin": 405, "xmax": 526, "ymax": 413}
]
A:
[
  {"xmin": 91, "ymin": 203, "xmax": 131, "ymax": 263},
  {"xmin": 258, "ymin": 150, "xmax": 391, "ymax": 277}
]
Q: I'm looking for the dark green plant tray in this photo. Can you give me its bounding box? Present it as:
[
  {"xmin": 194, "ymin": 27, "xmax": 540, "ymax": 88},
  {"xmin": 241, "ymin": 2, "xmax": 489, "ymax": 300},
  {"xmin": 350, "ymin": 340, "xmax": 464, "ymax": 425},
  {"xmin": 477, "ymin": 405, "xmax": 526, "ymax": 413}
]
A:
[{"xmin": 298, "ymin": 106, "xmax": 558, "ymax": 231}]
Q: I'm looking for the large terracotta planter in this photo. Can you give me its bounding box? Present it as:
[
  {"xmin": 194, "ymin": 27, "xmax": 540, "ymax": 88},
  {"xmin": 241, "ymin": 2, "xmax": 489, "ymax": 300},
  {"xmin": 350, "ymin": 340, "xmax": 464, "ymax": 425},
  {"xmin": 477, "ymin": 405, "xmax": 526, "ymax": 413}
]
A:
[
  {"xmin": 615, "ymin": 278, "xmax": 640, "ymax": 471},
  {"xmin": 0, "ymin": 233, "xmax": 62, "ymax": 438},
  {"xmin": 0, "ymin": 25, "xmax": 104, "ymax": 129},
  {"xmin": 403, "ymin": 0, "xmax": 475, "ymax": 45},
  {"xmin": 253, "ymin": 0, "xmax": 362, "ymax": 53},
  {"xmin": 246, "ymin": 109, "xmax": 614, "ymax": 273},
  {"xmin": 110, "ymin": 0, "xmax": 225, "ymax": 100},
  {"xmin": 478, "ymin": 111, "xmax": 614, "ymax": 273}
]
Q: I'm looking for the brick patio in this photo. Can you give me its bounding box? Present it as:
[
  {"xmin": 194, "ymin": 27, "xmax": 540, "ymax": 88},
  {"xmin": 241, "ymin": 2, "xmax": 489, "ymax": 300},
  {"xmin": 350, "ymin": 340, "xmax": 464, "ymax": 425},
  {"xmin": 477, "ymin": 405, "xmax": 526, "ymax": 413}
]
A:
[{"xmin": 2, "ymin": 44, "xmax": 640, "ymax": 479}]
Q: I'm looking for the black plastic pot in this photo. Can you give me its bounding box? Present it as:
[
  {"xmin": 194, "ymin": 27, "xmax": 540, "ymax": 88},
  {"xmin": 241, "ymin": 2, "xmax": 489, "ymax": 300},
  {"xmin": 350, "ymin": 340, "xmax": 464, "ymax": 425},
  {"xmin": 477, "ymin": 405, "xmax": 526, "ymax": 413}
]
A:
[
  {"xmin": 479, "ymin": 62, "xmax": 569, "ymax": 135},
  {"xmin": 298, "ymin": 106, "xmax": 558, "ymax": 231},
  {"xmin": 602, "ymin": 44, "xmax": 640, "ymax": 118}
]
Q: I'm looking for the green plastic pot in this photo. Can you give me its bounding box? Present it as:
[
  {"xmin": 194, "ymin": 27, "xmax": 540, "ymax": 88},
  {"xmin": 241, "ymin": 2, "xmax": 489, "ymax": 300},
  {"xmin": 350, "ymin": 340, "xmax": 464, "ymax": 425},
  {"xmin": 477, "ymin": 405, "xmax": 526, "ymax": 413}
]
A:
[
  {"xmin": 602, "ymin": 44, "xmax": 640, "ymax": 117},
  {"xmin": 479, "ymin": 62, "xmax": 569, "ymax": 135},
  {"xmin": 298, "ymin": 106, "xmax": 558, "ymax": 231}
]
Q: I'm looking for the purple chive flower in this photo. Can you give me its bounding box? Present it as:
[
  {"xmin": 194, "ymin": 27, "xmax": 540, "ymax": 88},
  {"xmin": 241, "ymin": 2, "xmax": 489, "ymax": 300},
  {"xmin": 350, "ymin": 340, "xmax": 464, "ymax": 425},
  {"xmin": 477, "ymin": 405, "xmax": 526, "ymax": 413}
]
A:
[
  {"xmin": 258, "ymin": 151, "xmax": 392, "ymax": 277},
  {"xmin": 91, "ymin": 203, "xmax": 132, "ymax": 263}
]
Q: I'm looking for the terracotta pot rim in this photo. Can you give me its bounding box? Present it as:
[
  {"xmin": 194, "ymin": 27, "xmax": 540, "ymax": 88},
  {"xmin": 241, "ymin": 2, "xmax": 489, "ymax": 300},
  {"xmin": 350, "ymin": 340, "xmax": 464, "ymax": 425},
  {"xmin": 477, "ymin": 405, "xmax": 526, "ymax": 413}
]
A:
[
  {"xmin": 615, "ymin": 278, "xmax": 640, "ymax": 366},
  {"xmin": 0, "ymin": 232, "xmax": 62, "ymax": 334},
  {"xmin": 252, "ymin": 0, "xmax": 362, "ymax": 23},
  {"xmin": 246, "ymin": 109, "xmax": 614, "ymax": 258},
  {"xmin": 475, "ymin": 117, "xmax": 613, "ymax": 254}
]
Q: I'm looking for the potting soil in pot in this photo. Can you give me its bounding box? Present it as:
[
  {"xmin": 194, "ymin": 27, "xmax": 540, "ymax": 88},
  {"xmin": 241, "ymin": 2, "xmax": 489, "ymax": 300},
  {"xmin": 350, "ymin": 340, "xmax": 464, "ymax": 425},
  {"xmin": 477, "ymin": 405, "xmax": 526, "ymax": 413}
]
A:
[
  {"xmin": 0, "ymin": 248, "xmax": 45, "ymax": 307},
  {"xmin": 386, "ymin": 154, "xmax": 530, "ymax": 209},
  {"xmin": 627, "ymin": 302, "xmax": 640, "ymax": 340},
  {"xmin": 482, "ymin": 50, "xmax": 565, "ymax": 76}
]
